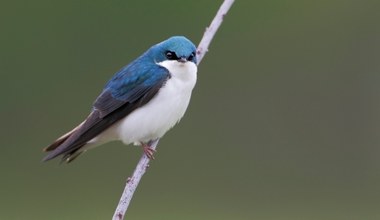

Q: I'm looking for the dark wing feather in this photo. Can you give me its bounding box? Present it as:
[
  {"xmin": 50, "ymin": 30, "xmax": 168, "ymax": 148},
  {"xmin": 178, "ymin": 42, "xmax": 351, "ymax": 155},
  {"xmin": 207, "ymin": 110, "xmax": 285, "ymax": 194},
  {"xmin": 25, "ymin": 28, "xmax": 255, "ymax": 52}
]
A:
[
  {"xmin": 43, "ymin": 65, "xmax": 170, "ymax": 162},
  {"xmin": 43, "ymin": 121, "xmax": 85, "ymax": 152}
]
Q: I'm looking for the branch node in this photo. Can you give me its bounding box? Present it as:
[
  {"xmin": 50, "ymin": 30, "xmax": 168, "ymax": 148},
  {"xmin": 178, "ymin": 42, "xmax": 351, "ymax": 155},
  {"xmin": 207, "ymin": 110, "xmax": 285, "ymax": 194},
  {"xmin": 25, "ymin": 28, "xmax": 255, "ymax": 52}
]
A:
[
  {"xmin": 117, "ymin": 213, "xmax": 123, "ymax": 220},
  {"xmin": 126, "ymin": 177, "xmax": 132, "ymax": 183}
]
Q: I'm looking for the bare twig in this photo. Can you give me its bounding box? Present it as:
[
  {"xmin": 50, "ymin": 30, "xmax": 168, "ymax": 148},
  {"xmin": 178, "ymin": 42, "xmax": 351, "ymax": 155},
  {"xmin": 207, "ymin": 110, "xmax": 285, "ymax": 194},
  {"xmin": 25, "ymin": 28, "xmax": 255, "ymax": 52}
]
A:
[
  {"xmin": 196, "ymin": 0, "xmax": 235, "ymax": 64},
  {"xmin": 112, "ymin": 1, "xmax": 235, "ymax": 219},
  {"xmin": 112, "ymin": 139, "xmax": 159, "ymax": 220}
]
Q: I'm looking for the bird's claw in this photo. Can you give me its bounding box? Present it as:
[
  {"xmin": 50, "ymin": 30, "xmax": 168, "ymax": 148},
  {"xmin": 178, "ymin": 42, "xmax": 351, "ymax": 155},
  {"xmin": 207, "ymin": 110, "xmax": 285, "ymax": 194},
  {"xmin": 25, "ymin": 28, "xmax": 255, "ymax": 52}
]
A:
[{"xmin": 142, "ymin": 144, "xmax": 156, "ymax": 160}]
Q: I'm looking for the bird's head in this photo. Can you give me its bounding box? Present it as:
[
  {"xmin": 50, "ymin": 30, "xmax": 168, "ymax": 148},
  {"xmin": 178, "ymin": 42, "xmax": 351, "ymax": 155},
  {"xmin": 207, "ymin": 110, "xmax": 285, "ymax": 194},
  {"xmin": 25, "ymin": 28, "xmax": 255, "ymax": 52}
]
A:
[{"xmin": 148, "ymin": 36, "xmax": 197, "ymax": 65}]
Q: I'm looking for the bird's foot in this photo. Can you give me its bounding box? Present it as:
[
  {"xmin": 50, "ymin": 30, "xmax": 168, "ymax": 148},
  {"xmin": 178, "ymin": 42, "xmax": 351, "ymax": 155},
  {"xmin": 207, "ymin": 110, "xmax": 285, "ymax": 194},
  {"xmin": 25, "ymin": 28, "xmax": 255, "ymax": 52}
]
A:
[{"xmin": 141, "ymin": 143, "xmax": 156, "ymax": 160}]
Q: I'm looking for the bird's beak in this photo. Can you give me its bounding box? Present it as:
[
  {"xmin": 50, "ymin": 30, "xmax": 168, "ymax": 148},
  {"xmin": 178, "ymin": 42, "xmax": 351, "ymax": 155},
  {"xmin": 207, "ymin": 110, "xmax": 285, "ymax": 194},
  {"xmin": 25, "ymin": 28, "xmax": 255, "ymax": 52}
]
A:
[{"xmin": 178, "ymin": 57, "xmax": 187, "ymax": 63}]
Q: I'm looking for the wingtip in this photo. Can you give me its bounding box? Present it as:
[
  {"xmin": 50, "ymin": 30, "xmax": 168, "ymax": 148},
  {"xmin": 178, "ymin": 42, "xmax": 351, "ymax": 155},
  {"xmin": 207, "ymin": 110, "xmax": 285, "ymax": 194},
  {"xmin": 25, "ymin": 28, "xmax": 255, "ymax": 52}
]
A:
[
  {"xmin": 42, "ymin": 147, "xmax": 66, "ymax": 162},
  {"xmin": 43, "ymin": 121, "xmax": 85, "ymax": 152},
  {"xmin": 42, "ymin": 149, "xmax": 84, "ymax": 164},
  {"xmin": 42, "ymin": 153, "xmax": 56, "ymax": 162}
]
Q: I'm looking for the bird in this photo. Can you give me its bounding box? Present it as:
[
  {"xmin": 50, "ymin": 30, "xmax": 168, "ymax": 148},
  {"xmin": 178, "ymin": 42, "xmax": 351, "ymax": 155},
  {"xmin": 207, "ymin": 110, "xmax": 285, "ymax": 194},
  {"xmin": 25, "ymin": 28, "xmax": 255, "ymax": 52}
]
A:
[{"xmin": 42, "ymin": 36, "xmax": 198, "ymax": 163}]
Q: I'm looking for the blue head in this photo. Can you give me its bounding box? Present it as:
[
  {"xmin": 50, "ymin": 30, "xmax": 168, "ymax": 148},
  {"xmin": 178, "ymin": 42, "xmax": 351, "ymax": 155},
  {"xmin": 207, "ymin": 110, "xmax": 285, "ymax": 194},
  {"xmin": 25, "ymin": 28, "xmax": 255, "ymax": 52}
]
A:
[
  {"xmin": 146, "ymin": 36, "xmax": 197, "ymax": 65},
  {"xmin": 104, "ymin": 36, "xmax": 197, "ymax": 99}
]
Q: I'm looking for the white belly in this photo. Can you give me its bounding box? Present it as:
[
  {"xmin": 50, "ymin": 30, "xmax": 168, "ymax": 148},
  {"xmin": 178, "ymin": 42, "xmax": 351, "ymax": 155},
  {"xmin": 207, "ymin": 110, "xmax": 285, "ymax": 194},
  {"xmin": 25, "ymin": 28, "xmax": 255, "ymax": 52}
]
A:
[{"xmin": 92, "ymin": 60, "xmax": 197, "ymax": 146}]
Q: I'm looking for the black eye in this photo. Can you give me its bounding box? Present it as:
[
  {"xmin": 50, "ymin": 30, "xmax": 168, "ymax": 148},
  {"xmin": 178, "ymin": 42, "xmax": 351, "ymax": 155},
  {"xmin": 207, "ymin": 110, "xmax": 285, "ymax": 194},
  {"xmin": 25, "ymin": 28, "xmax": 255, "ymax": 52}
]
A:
[
  {"xmin": 188, "ymin": 52, "xmax": 195, "ymax": 61},
  {"xmin": 165, "ymin": 51, "xmax": 177, "ymax": 60}
]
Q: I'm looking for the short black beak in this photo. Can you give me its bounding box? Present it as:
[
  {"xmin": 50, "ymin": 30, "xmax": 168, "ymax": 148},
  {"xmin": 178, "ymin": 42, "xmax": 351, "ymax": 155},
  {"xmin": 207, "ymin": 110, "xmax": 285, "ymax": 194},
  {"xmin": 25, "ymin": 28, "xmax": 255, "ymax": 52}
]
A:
[{"xmin": 178, "ymin": 57, "xmax": 187, "ymax": 63}]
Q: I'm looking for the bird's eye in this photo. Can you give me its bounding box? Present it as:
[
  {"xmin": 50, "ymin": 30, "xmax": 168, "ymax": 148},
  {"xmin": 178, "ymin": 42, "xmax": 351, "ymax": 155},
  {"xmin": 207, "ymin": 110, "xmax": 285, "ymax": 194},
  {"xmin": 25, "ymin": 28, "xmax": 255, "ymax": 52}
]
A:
[
  {"xmin": 188, "ymin": 52, "xmax": 196, "ymax": 61},
  {"xmin": 165, "ymin": 51, "xmax": 177, "ymax": 60}
]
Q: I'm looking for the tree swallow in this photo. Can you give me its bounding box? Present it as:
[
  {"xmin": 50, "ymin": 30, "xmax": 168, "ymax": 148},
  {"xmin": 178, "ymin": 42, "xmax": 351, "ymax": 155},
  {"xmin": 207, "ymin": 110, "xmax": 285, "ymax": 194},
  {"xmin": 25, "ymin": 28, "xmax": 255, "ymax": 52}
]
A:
[{"xmin": 43, "ymin": 36, "xmax": 197, "ymax": 163}]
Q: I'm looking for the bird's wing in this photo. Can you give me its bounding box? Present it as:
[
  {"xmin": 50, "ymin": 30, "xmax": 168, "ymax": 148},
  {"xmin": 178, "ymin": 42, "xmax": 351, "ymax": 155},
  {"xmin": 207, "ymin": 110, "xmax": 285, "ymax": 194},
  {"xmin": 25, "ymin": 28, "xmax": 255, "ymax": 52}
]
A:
[{"xmin": 43, "ymin": 65, "xmax": 170, "ymax": 162}]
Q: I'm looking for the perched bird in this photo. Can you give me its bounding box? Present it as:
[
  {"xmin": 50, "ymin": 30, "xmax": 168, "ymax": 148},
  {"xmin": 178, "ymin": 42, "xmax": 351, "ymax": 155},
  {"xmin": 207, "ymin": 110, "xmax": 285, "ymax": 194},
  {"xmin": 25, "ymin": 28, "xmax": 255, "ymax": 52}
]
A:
[{"xmin": 43, "ymin": 36, "xmax": 197, "ymax": 163}]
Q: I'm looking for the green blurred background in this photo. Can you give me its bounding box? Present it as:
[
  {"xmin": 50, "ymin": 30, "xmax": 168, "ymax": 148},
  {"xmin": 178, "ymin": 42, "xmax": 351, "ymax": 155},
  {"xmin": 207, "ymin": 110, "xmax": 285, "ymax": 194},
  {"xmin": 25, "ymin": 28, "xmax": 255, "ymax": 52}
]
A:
[{"xmin": 1, "ymin": 0, "xmax": 380, "ymax": 219}]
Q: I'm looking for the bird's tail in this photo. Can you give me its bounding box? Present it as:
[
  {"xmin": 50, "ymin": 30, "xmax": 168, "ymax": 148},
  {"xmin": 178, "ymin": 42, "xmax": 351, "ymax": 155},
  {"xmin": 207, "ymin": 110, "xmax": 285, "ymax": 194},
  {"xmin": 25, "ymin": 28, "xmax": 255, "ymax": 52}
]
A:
[{"xmin": 42, "ymin": 121, "xmax": 85, "ymax": 163}]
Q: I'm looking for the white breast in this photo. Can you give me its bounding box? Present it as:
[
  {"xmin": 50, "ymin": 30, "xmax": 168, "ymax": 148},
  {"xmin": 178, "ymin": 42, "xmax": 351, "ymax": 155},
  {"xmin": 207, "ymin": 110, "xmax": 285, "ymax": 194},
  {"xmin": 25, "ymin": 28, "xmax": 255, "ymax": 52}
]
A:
[{"xmin": 111, "ymin": 60, "xmax": 197, "ymax": 145}]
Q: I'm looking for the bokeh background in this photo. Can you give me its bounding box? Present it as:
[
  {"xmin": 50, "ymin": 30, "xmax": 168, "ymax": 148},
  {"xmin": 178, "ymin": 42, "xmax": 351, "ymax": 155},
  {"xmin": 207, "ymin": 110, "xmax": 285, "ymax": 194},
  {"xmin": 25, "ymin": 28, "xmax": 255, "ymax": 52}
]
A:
[{"xmin": 1, "ymin": 0, "xmax": 380, "ymax": 219}]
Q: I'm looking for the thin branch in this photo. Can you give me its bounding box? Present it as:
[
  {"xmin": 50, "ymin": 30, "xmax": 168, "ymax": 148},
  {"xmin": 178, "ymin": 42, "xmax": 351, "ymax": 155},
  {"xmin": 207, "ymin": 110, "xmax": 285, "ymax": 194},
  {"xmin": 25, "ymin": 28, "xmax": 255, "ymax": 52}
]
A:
[
  {"xmin": 112, "ymin": 139, "xmax": 159, "ymax": 220},
  {"xmin": 196, "ymin": 0, "xmax": 235, "ymax": 64},
  {"xmin": 112, "ymin": 1, "xmax": 235, "ymax": 219}
]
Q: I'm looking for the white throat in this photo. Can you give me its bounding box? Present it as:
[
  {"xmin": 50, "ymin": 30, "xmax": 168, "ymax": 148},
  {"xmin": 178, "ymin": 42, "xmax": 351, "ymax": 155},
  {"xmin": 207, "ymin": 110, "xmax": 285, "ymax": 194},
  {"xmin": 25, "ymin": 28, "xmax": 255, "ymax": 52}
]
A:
[{"xmin": 157, "ymin": 60, "xmax": 197, "ymax": 83}]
